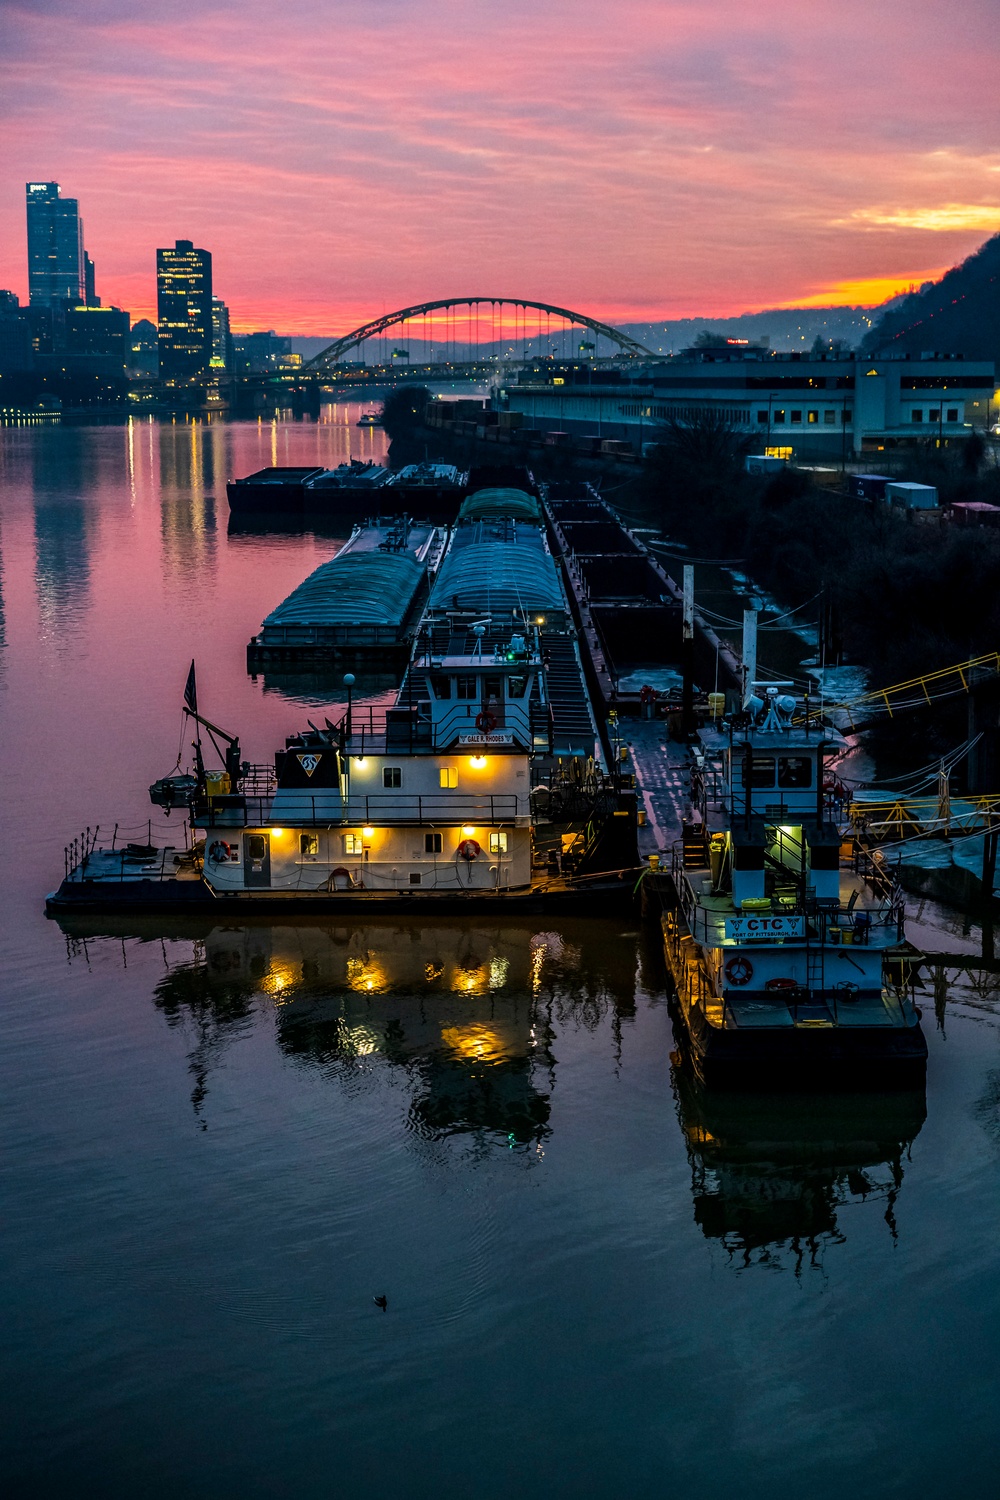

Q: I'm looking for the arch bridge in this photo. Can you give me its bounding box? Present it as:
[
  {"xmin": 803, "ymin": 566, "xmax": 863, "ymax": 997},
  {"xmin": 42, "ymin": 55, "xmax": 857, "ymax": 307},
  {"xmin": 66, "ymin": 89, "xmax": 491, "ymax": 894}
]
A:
[{"xmin": 305, "ymin": 298, "xmax": 653, "ymax": 374}]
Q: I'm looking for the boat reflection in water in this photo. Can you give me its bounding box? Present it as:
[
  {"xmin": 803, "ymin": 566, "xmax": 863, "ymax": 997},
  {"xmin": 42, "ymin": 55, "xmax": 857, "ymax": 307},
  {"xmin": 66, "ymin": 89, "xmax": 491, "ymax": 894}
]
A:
[
  {"xmin": 672, "ymin": 1065, "xmax": 926, "ymax": 1270},
  {"xmin": 67, "ymin": 917, "xmax": 646, "ymax": 1143}
]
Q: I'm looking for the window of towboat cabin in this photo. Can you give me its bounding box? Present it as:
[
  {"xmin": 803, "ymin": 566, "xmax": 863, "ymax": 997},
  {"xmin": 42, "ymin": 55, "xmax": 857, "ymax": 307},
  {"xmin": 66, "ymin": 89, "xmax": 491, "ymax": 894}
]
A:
[
  {"xmin": 300, "ymin": 833, "xmax": 319, "ymax": 857},
  {"xmin": 484, "ymin": 675, "xmax": 503, "ymax": 702},
  {"xmin": 778, "ymin": 756, "xmax": 812, "ymax": 788},
  {"xmin": 430, "ymin": 676, "xmax": 451, "ymax": 699},
  {"xmin": 383, "ymin": 767, "xmax": 402, "ymax": 788},
  {"xmin": 742, "ymin": 755, "xmax": 776, "ymax": 787},
  {"xmin": 508, "ymin": 675, "xmax": 528, "ymax": 698},
  {"xmin": 456, "ymin": 675, "xmax": 477, "ymax": 698}
]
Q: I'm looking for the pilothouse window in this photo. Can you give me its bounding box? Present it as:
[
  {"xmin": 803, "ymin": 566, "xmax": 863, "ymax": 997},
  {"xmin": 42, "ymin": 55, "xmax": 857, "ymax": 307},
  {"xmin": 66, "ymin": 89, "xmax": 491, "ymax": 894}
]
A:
[
  {"xmin": 742, "ymin": 756, "xmax": 776, "ymax": 788},
  {"xmin": 778, "ymin": 756, "xmax": 812, "ymax": 788}
]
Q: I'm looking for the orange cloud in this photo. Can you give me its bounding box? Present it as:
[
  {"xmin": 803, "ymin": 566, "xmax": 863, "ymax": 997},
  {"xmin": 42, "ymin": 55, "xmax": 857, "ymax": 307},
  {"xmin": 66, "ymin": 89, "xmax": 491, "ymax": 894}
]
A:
[{"xmin": 2, "ymin": 0, "xmax": 999, "ymax": 328}]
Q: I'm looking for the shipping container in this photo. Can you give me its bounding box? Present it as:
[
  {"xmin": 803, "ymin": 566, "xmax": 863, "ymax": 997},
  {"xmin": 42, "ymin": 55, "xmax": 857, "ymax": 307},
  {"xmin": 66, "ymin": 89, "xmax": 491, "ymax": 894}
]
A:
[
  {"xmin": 886, "ymin": 481, "xmax": 938, "ymax": 510},
  {"xmin": 849, "ymin": 473, "xmax": 892, "ymax": 501}
]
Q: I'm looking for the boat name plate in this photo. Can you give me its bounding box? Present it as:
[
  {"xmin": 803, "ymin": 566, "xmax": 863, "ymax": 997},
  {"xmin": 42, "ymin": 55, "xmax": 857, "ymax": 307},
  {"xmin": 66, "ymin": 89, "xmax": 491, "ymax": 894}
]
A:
[
  {"xmin": 724, "ymin": 915, "xmax": 805, "ymax": 941},
  {"xmin": 457, "ymin": 733, "xmax": 515, "ymax": 747}
]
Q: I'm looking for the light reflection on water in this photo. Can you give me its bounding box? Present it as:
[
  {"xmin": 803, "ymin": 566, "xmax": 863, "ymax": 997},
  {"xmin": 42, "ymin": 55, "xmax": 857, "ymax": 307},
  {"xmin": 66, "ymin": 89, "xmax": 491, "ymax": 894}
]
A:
[{"xmin": 3, "ymin": 419, "xmax": 1000, "ymax": 1498}]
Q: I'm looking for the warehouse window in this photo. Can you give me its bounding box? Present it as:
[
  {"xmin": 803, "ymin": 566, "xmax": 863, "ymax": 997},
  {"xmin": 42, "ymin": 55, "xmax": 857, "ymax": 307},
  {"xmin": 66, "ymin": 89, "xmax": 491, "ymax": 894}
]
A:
[
  {"xmin": 947, "ymin": 408, "xmax": 959, "ymax": 422},
  {"xmin": 757, "ymin": 410, "xmax": 768, "ymax": 423},
  {"xmin": 824, "ymin": 410, "xmax": 836, "ymax": 424},
  {"xmin": 774, "ymin": 410, "xmax": 786, "ymax": 424},
  {"xmin": 912, "ymin": 410, "xmax": 924, "ymax": 423},
  {"xmin": 929, "ymin": 409, "xmax": 940, "ymax": 422},
  {"xmin": 790, "ymin": 410, "xmax": 802, "ymax": 424},
  {"xmin": 807, "ymin": 410, "xmax": 819, "ymax": 424}
]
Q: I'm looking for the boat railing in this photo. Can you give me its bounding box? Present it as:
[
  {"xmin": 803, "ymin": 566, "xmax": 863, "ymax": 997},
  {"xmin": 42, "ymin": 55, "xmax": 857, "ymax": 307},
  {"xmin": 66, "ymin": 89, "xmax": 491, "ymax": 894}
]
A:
[
  {"xmin": 722, "ymin": 985, "xmax": 910, "ymax": 1029},
  {"xmin": 198, "ymin": 792, "xmax": 523, "ymax": 828}
]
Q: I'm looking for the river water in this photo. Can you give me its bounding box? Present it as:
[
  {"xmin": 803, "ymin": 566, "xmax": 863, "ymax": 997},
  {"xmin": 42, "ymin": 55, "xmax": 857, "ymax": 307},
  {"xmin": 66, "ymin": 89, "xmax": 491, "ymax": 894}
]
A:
[{"xmin": 2, "ymin": 414, "xmax": 1000, "ymax": 1498}]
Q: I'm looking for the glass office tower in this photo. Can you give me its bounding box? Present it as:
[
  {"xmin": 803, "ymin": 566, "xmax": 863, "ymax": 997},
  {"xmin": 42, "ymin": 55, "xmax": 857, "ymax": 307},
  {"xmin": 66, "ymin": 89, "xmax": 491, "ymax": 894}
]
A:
[
  {"xmin": 26, "ymin": 182, "xmax": 85, "ymax": 308},
  {"xmin": 156, "ymin": 239, "xmax": 213, "ymax": 382}
]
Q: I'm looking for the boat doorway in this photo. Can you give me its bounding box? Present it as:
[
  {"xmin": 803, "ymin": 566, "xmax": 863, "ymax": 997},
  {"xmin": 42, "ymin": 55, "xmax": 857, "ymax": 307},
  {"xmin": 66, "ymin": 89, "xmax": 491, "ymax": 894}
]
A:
[{"xmin": 243, "ymin": 833, "xmax": 272, "ymax": 888}]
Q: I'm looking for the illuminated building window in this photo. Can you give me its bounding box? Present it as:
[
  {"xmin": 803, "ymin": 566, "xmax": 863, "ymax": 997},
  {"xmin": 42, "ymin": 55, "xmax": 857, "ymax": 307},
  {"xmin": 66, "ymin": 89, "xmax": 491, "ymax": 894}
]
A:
[
  {"xmin": 425, "ymin": 833, "xmax": 443, "ymax": 853},
  {"xmin": 383, "ymin": 766, "xmax": 402, "ymax": 788},
  {"xmin": 489, "ymin": 831, "xmax": 509, "ymax": 854},
  {"xmin": 343, "ymin": 833, "xmax": 363, "ymax": 854},
  {"xmin": 300, "ymin": 833, "xmax": 319, "ymax": 857},
  {"xmin": 439, "ymin": 767, "xmax": 458, "ymax": 789},
  {"xmin": 912, "ymin": 410, "xmax": 924, "ymax": 423},
  {"xmin": 807, "ymin": 410, "xmax": 818, "ymax": 424}
]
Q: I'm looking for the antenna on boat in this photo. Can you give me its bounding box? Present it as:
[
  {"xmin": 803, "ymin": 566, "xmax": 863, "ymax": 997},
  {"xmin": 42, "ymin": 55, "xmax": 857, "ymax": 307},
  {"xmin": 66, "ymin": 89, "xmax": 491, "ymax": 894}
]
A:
[
  {"xmin": 741, "ymin": 606, "xmax": 758, "ymax": 708},
  {"xmin": 183, "ymin": 659, "xmax": 205, "ymax": 784}
]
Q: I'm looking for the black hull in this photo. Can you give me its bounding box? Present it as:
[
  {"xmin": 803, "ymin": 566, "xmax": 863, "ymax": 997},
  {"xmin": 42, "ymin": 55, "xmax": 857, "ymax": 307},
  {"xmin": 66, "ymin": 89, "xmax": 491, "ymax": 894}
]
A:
[
  {"xmin": 672, "ymin": 994, "xmax": 928, "ymax": 1091},
  {"xmin": 45, "ymin": 873, "xmax": 640, "ymax": 918}
]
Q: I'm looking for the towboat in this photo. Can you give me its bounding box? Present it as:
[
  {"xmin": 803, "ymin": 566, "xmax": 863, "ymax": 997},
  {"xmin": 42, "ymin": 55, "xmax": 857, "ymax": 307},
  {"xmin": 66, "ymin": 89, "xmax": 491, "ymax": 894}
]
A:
[{"xmin": 661, "ymin": 684, "xmax": 927, "ymax": 1086}]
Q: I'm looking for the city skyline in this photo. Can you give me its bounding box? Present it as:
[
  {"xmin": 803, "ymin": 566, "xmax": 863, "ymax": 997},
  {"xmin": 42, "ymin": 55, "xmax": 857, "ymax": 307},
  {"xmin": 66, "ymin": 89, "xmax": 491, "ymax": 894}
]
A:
[{"xmin": 2, "ymin": 0, "xmax": 1000, "ymax": 333}]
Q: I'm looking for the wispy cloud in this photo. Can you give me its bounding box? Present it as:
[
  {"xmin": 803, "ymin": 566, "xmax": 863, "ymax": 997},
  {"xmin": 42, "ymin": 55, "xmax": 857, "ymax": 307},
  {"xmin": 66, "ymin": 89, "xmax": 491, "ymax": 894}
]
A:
[{"xmin": 1, "ymin": 0, "xmax": 999, "ymax": 327}]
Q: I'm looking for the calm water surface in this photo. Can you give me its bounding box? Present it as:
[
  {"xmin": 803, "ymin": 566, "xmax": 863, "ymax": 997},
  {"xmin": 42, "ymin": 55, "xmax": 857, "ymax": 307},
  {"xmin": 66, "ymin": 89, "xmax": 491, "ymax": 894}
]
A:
[{"xmin": 2, "ymin": 416, "xmax": 1000, "ymax": 1498}]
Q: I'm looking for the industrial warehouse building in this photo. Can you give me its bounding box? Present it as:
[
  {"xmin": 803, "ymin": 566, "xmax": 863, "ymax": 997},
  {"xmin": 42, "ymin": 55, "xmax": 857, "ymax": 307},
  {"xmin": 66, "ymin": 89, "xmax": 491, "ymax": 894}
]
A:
[{"xmin": 504, "ymin": 348, "xmax": 998, "ymax": 459}]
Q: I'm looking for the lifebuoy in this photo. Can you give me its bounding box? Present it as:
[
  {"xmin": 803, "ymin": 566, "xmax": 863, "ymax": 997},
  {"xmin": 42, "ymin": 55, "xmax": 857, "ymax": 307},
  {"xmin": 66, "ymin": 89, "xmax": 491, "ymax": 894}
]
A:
[
  {"xmin": 208, "ymin": 840, "xmax": 233, "ymax": 864},
  {"xmin": 765, "ymin": 977, "xmax": 799, "ymax": 992},
  {"xmin": 724, "ymin": 955, "xmax": 753, "ymax": 986},
  {"xmin": 639, "ymin": 684, "xmax": 657, "ymax": 705},
  {"xmin": 458, "ymin": 838, "xmax": 481, "ymax": 860},
  {"xmin": 475, "ymin": 710, "xmax": 497, "ymax": 733}
]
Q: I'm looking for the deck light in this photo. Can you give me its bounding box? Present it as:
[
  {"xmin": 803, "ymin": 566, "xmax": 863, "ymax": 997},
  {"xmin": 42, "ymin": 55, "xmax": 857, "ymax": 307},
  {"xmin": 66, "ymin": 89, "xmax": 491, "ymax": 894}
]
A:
[
  {"xmin": 462, "ymin": 826, "xmax": 476, "ymax": 837},
  {"xmin": 363, "ymin": 826, "xmax": 374, "ymax": 839},
  {"xmin": 271, "ymin": 828, "xmax": 285, "ymax": 837},
  {"xmin": 470, "ymin": 755, "xmax": 487, "ymax": 768}
]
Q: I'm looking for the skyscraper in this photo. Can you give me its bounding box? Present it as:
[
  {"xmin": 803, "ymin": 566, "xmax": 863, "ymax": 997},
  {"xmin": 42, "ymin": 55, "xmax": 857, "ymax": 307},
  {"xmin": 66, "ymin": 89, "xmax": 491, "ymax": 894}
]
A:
[
  {"xmin": 26, "ymin": 182, "xmax": 84, "ymax": 307},
  {"xmin": 156, "ymin": 240, "xmax": 213, "ymax": 383},
  {"xmin": 211, "ymin": 296, "xmax": 233, "ymax": 372}
]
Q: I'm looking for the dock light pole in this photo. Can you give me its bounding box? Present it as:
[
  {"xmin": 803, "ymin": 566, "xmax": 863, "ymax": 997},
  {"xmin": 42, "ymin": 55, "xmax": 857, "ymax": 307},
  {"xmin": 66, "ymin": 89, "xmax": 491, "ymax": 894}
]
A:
[{"xmin": 343, "ymin": 673, "xmax": 355, "ymax": 741}]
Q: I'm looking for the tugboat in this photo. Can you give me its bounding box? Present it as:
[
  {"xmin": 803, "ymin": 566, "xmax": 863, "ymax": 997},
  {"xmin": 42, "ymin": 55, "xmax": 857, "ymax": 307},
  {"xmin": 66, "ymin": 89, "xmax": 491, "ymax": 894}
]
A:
[
  {"xmin": 47, "ymin": 488, "xmax": 641, "ymax": 916},
  {"xmin": 356, "ymin": 410, "xmax": 382, "ymax": 428},
  {"xmin": 661, "ymin": 681, "xmax": 927, "ymax": 1086}
]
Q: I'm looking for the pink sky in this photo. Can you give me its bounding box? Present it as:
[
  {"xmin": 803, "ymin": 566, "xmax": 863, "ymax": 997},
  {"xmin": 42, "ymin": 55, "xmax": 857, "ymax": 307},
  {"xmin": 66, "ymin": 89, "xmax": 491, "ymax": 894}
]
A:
[{"xmin": 2, "ymin": 0, "xmax": 999, "ymax": 333}]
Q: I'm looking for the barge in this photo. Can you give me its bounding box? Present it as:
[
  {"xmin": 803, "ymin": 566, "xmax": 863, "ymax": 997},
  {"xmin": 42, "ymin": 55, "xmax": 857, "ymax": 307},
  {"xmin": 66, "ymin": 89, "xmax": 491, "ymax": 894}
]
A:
[
  {"xmin": 246, "ymin": 515, "xmax": 445, "ymax": 668},
  {"xmin": 48, "ymin": 487, "xmax": 639, "ymax": 917},
  {"xmin": 660, "ymin": 682, "xmax": 927, "ymax": 1086}
]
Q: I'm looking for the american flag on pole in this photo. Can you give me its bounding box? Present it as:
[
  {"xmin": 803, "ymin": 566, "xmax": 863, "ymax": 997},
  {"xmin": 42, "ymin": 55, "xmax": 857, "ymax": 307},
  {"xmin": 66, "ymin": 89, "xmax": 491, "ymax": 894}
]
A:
[{"xmin": 183, "ymin": 660, "xmax": 197, "ymax": 714}]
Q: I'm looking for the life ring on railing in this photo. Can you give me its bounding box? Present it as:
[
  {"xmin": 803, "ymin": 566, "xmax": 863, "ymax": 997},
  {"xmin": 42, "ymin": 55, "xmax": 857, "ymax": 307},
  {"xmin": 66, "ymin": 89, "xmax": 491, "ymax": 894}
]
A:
[
  {"xmin": 458, "ymin": 838, "xmax": 481, "ymax": 861},
  {"xmin": 639, "ymin": 684, "xmax": 657, "ymax": 706},
  {"xmin": 329, "ymin": 865, "xmax": 355, "ymax": 890},
  {"xmin": 475, "ymin": 709, "xmax": 497, "ymax": 733},
  {"xmin": 724, "ymin": 955, "xmax": 753, "ymax": 986},
  {"xmin": 208, "ymin": 840, "xmax": 233, "ymax": 864},
  {"xmin": 765, "ymin": 977, "xmax": 799, "ymax": 992}
]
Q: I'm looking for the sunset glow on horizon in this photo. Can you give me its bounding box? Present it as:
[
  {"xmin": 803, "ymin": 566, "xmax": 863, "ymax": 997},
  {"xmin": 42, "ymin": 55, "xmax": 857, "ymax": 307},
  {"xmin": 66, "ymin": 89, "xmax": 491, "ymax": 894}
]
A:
[{"xmin": 3, "ymin": 0, "xmax": 999, "ymax": 334}]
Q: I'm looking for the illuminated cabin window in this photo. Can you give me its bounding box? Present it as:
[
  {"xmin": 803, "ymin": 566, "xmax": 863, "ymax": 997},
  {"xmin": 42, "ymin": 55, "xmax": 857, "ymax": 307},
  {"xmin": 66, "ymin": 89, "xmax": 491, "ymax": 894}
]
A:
[
  {"xmin": 343, "ymin": 833, "xmax": 363, "ymax": 854},
  {"xmin": 383, "ymin": 767, "xmax": 402, "ymax": 788},
  {"xmin": 508, "ymin": 675, "xmax": 528, "ymax": 698},
  {"xmin": 439, "ymin": 767, "xmax": 458, "ymax": 789},
  {"xmin": 425, "ymin": 832, "xmax": 443, "ymax": 853},
  {"xmin": 300, "ymin": 833, "xmax": 319, "ymax": 857},
  {"xmin": 489, "ymin": 831, "xmax": 509, "ymax": 854}
]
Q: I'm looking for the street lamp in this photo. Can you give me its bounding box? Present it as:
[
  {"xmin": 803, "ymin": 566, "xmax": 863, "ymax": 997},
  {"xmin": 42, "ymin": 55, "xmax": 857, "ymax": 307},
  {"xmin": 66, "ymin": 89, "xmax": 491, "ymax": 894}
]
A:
[{"xmin": 343, "ymin": 672, "xmax": 355, "ymax": 740}]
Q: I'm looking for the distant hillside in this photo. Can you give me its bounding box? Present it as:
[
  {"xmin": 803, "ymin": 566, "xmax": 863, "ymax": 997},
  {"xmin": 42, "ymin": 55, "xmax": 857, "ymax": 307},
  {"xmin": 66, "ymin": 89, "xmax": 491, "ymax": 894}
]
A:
[
  {"xmin": 618, "ymin": 304, "xmax": 886, "ymax": 355},
  {"xmin": 862, "ymin": 234, "xmax": 1000, "ymax": 361}
]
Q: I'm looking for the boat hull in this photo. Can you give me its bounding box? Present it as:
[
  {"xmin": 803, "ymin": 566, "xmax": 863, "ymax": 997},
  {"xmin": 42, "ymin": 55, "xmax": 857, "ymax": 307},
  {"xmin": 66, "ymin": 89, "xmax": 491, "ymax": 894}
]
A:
[{"xmin": 45, "ymin": 871, "xmax": 641, "ymax": 918}]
